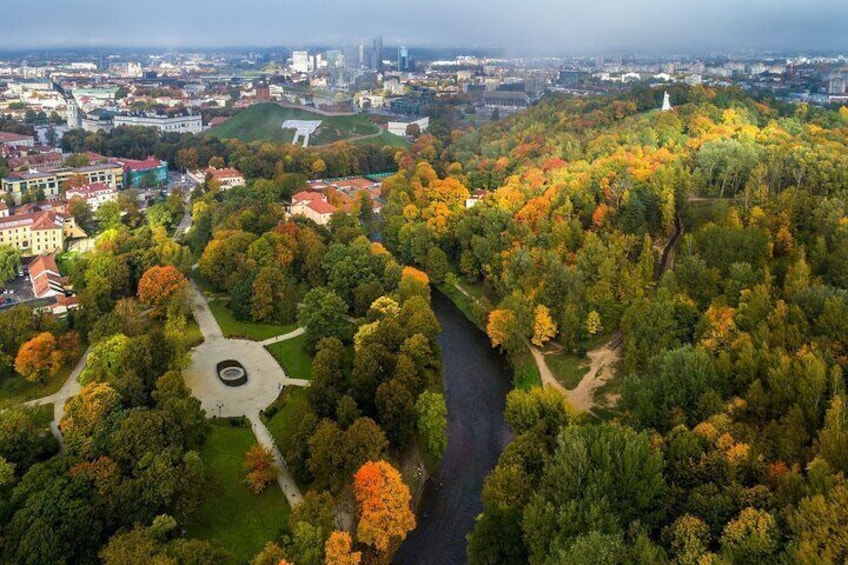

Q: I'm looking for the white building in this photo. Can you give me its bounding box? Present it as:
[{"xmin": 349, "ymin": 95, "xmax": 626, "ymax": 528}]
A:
[
  {"xmin": 387, "ymin": 117, "xmax": 430, "ymax": 137},
  {"xmin": 113, "ymin": 113, "xmax": 203, "ymax": 134},
  {"xmin": 65, "ymin": 183, "xmax": 118, "ymax": 212},
  {"xmin": 292, "ymin": 51, "xmax": 311, "ymax": 73},
  {"xmin": 290, "ymin": 191, "xmax": 337, "ymax": 225}
]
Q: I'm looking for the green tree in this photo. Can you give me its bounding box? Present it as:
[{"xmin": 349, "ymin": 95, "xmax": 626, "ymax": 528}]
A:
[
  {"xmin": 523, "ymin": 423, "xmax": 666, "ymax": 563},
  {"xmin": 0, "ymin": 246, "xmax": 21, "ymax": 285},
  {"xmin": 416, "ymin": 391, "xmax": 447, "ymax": 457},
  {"xmin": 298, "ymin": 287, "xmax": 349, "ymax": 353}
]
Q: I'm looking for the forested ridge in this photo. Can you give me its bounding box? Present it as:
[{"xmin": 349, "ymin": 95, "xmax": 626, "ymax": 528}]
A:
[{"xmin": 379, "ymin": 86, "xmax": 848, "ymax": 563}]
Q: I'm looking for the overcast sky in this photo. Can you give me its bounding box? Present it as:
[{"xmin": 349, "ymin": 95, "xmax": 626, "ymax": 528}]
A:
[{"xmin": 4, "ymin": 0, "xmax": 847, "ymax": 54}]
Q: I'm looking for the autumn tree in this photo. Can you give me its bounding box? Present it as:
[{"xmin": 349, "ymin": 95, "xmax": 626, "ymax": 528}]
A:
[
  {"xmin": 14, "ymin": 331, "xmax": 65, "ymax": 384},
  {"xmin": 61, "ymin": 382, "xmax": 124, "ymax": 459},
  {"xmin": 325, "ymin": 531, "xmax": 361, "ymax": 565},
  {"xmin": 487, "ymin": 308, "xmax": 522, "ymax": 353},
  {"xmin": 354, "ymin": 460, "xmax": 416, "ymax": 554},
  {"xmin": 137, "ymin": 265, "xmax": 189, "ymax": 317},
  {"xmin": 531, "ymin": 305, "xmax": 557, "ymax": 347},
  {"xmin": 244, "ymin": 444, "xmax": 278, "ymax": 494}
]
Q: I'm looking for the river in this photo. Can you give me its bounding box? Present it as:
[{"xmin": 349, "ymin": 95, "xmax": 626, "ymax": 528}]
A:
[{"xmin": 393, "ymin": 290, "xmax": 514, "ymax": 564}]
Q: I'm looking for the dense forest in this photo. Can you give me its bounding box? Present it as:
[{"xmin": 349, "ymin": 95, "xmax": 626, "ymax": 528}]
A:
[
  {"xmin": 61, "ymin": 126, "xmax": 400, "ymax": 181},
  {"xmin": 378, "ymin": 86, "xmax": 848, "ymax": 563}
]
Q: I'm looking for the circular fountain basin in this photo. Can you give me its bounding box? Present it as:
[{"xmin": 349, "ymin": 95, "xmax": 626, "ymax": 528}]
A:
[{"xmin": 217, "ymin": 360, "xmax": 248, "ymax": 386}]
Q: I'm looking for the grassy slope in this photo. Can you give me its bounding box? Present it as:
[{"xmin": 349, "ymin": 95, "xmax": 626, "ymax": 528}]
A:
[
  {"xmin": 265, "ymin": 334, "xmax": 312, "ymax": 380},
  {"xmin": 207, "ymin": 300, "xmax": 296, "ymax": 341},
  {"xmin": 207, "ymin": 103, "xmax": 379, "ymax": 145},
  {"xmin": 352, "ymin": 129, "xmax": 412, "ymax": 148},
  {"xmin": 187, "ymin": 423, "xmax": 290, "ymax": 563},
  {"xmin": 0, "ymin": 346, "xmax": 86, "ymax": 407},
  {"xmin": 544, "ymin": 352, "xmax": 590, "ymax": 390},
  {"xmin": 264, "ymin": 388, "xmax": 310, "ymax": 461}
]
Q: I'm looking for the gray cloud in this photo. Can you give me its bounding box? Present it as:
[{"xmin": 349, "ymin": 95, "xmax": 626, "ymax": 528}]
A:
[{"xmin": 2, "ymin": 0, "xmax": 847, "ymax": 53}]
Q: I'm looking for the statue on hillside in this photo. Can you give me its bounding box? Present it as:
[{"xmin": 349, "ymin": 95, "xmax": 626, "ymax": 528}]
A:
[{"xmin": 661, "ymin": 91, "xmax": 672, "ymax": 112}]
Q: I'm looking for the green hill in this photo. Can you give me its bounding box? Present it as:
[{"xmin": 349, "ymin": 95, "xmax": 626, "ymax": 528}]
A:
[{"xmin": 207, "ymin": 103, "xmax": 381, "ymax": 145}]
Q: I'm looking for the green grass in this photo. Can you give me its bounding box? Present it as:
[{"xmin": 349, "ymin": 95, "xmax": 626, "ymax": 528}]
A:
[
  {"xmin": 187, "ymin": 423, "xmax": 290, "ymax": 562},
  {"xmin": 208, "ymin": 300, "xmax": 297, "ymax": 341},
  {"xmin": 207, "ymin": 103, "xmax": 380, "ymax": 145},
  {"xmin": 511, "ymin": 348, "xmax": 542, "ymax": 390},
  {"xmin": 263, "ymin": 388, "xmax": 310, "ymax": 459},
  {"xmin": 185, "ymin": 320, "xmax": 204, "ymax": 348},
  {"xmin": 265, "ymin": 334, "xmax": 312, "ymax": 380},
  {"xmin": 351, "ymin": 129, "xmax": 412, "ymax": 148},
  {"xmin": 0, "ymin": 347, "xmax": 85, "ymax": 407},
  {"xmin": 545, "ymin": 352, "xmax": 590, "ymax": 390}
]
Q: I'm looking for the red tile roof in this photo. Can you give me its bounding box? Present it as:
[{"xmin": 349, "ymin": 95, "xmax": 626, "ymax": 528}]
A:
[
  {"xmin": 308, "ymin": 199, "xmax": 337, "ymax": 215},
  {"xmin": 120, "ymin": 156, "xmax": 164, "ymax": 171},
  {"xmin": 206, "ymin": 166, "xmax": 243, "ymax": 180},
  {"xmin": 292, "ymin": 191, "xmax": 324, "ymax": 203},
  {"xmin": 29, "ymin": 254, "xmax": 60, "ymax": 279},
  {"xmin": 0, "ymin": 132, "xmax": 33, "ymax": 144}
]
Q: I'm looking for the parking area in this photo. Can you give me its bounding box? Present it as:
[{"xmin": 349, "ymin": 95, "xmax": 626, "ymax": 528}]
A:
[{"xmin": 0, "ymin": 272, "xmax": 34, "ymax": 309}]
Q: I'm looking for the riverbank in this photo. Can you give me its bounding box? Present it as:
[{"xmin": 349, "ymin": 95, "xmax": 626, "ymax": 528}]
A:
[{"xmin": 393, "ymin": 290, "xmax": 513, "ymax": 564}]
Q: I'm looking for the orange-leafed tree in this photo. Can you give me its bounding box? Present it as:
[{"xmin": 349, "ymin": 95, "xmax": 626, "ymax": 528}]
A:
[
  {"xmin": 243, "ymin": 444, "xmax": 278, "ymax": 494},
  {"xmin": 325, "ymin": 531, "xmax": 361, "ymax": 565},
  {"xmin": 137, "ymin": 265, "xmax": 188, "ymax": 316},
  {"xmin": 14, "ymin": 331, "xmax": 66, "ymax": 384},
  {"xmin": 354, "ymin": 460, "xmax": 416, "ymax": 554},
  {"xmin": 398, "ymin": 266, "xmax": 430, "ymax": 302}
]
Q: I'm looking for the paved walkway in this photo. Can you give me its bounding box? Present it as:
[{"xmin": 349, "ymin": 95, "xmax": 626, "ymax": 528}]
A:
[
  {"xmin": 259, "ymin": 327, "xmax": 305, "ymax": 347},
  {"xmin": 23, "ymin": 346, "xmax": 92, "ymax": 454},
  {"xmin": 184, "ymin": 281, "xmax": 309, "ymax": 506}
]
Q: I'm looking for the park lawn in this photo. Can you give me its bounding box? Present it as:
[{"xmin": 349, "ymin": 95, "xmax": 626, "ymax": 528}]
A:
[
  {"xmin": 208, "ymin": 300, "xmax": 297, "ymax": 341},
  {"xmin": 0, "ymin": 346, "xmax": 85, "ymax": 407},
  {"xmin": 264, "ymin": 388, "xmax": 310, "ymax": 460},
  {"xmin": 511, "ymin": 348, "xmax": 542, "ymax": 390},
  {"xmin": 265, "ymin": 335, "xmax": 312, "ymax": 380},
  {"xmin": 187, "ymin": 423, "xmax": 290, "ymax": 563},
  {"xmin": 545, "ymin": 352, "xmax": 590, "ymax": 391}
]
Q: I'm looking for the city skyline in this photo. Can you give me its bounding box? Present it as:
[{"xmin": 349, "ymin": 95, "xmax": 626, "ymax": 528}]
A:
[{"xmin": 4, "ymin": 0, "xmax": 848, "ymax": 54}]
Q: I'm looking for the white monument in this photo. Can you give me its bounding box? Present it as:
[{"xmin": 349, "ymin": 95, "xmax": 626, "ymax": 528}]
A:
[
  {"xmin": 661, "ymin": 91, "xmax": 672, "ymax": 112},
  {"xmin": 282, "ymin": 120, "xmax": 322, "ymax": 147}
]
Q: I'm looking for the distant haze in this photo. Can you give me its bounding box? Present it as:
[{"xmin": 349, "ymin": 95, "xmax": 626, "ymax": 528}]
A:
[{"xmin": 4, "ymin": 0, "xmax": 847, "ymax": 53}]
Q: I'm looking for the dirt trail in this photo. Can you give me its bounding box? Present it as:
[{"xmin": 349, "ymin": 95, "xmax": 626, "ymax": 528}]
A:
[{"xmin": 532, "ymin": 335, "xmax": 622, "ymax": 414}]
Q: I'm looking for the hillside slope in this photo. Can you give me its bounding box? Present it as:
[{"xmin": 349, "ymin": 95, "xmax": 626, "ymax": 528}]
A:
[{"xmin": 207, "ymin": 103, "xmax": 380, "ymax": 145}]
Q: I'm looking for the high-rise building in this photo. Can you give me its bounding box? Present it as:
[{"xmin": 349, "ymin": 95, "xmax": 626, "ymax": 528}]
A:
[
  {"xmin": 371, "ymin": 36, "xmax": 383, "ymax": 71},
  {"xmin": 398, "ymin": 46, "xmax": 409, "ymax": 72},
  {"xmin": 292, "ymin": 51, "xmax": 310, "ymax": 73}
]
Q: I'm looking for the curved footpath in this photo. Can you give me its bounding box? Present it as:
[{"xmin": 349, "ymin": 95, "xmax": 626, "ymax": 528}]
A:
[
  {"xmin": 184, "ymin": 282, "xmax": 309, "ymax": 506},
  {"xmin": 393, "ymin": 291, "xmax": 513, "ymax": 564}
]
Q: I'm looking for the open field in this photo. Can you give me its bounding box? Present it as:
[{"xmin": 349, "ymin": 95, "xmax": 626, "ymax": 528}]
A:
[{"xmin": 187, "ymin": 422, "xmax": 290, "ymax": 562}]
